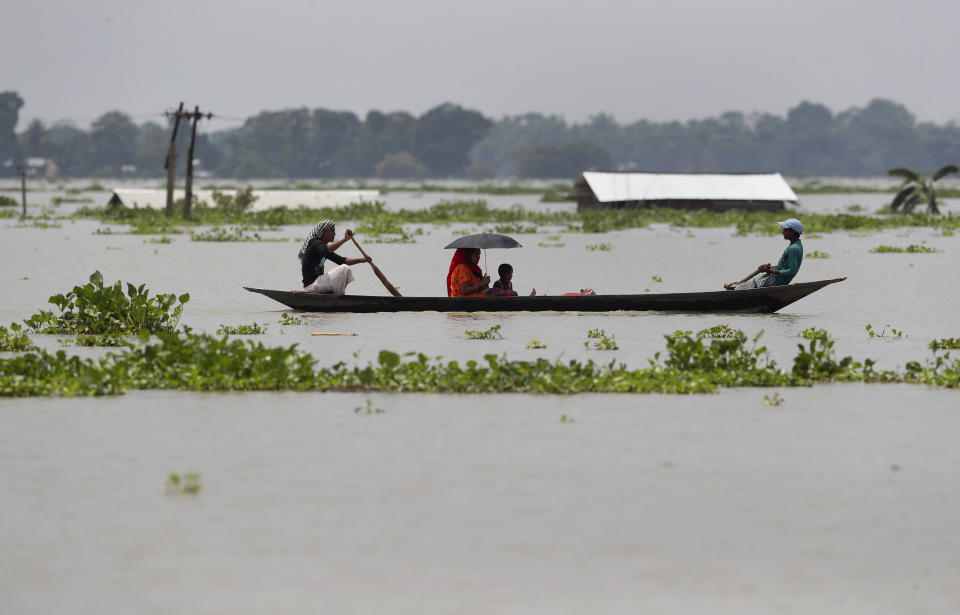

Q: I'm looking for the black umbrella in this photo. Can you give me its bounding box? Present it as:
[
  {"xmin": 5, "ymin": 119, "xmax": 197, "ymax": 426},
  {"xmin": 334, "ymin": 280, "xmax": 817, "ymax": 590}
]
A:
[
  {"xmin": 444, "ymin": 233, "xmax": 522, "ymax": 250},
  {"xmin": 445, "ymin": 232, "xmax": 522, "ymax": 272}
]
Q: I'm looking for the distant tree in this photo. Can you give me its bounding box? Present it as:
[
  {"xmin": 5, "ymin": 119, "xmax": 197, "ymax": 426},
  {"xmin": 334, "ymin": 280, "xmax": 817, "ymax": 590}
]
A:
[
  {"xmin": 374, "ymin": 151, "xmax": 428, "ymax": 178},
  {"xmin": 514, "ymin": 142, "xmax": 610, "ymax": 178},
  {"xmin": 0, "ymin": 91, "xmax": 24, "ymax": 173},
  {"xmin": 414, "ymin": 103, "xmax": 491, "ymax": 176},
  {"xmin": 89, "ymin": 111, "xmax": 138, "ymax": 175},
  {"xmin": 888, "ymin": 165, "xmax": 959, "ymax": 214}
]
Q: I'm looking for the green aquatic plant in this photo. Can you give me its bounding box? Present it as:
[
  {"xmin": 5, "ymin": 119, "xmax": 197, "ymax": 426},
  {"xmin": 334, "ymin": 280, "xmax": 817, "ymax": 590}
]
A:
[
  {"xmin": 697, "ymin": 324, "xmax": 745, "ymax": 340},
  {"xmin": 7, "ymin": 327, "xmax": 960, "ymax": 398},
  {"xmin": 492, "ymin": 223, "xmax": 539, "ymax": 234},
  {"xmin": 144, "ymin": 236, "xmax": 173, "ymax": 244},
  {"xmin": 217, "ymin": 323, "xmax": 267, "ymax": 335},
  {"xmin": 465, "ymin": 325, "xmax": 503, "ymax": 340},
  {"xmin": 23, "ymin": 271, "xmax": 189, "ymax": 335},
  {"xmin": 0, "ymin": 195, "xmax": 17, "ymax": 207},
  {"xmin": 928, "ymin": 338, "xmax": 960, "ymax": 351},
  {"xmin": 354, "ymin": 399, "xmax": 385, "ymax": 415},
  {"xmin": 585, "ymin": 328, "xmax": 618, "ymax": 350},
  {"xmin": 279, "ymin": 313, "xmax": 306, "ymax": 326},
  {"xmin": 763, "ymin": 393, "xmax": 783, "ymax": 406},
  {"xmin": 166, "ymin": 473, "xmax": 202, "ymax": 495},
  {"xmin": 805, "ymin": 250, "xmax": 830, "ymax": 259},
  {"xmin": 51, "ymin": 196, "xmax": 93, "ymax": 206},
  {"xmin": 798, "ymin": 327, "xmax": 829, "ymax": 340},
  {"xmin": 0, "ymin": 324, "xmax": 34, "ymax": 352},
  {"xmin": 526, "ymin": 340, "xmax": 547, "ymax": 349},
  {"xmin": 191, "ymin": 227, "xmax": 287, "ymax": 242},
  {"xmin": 586, "ymin": 243, "xmax": 614, "ymax": 251},
  {"xmin": 865, "ymin": 324, "xmax": 904, "ymax": 339},
  {"xmin": 538, "ymin": 241, "xmax": 565, "ymax": 248},
  {"xmin": 870, "ymin": 244, "xmax": 937, "ymax": 253},
  {"xmin": 72, "ymin": 334, "xmax": 130, "ymax": 347},
  {"xmin": 651, "ymin": 274, "xmax": 663, "ymax": 283}
]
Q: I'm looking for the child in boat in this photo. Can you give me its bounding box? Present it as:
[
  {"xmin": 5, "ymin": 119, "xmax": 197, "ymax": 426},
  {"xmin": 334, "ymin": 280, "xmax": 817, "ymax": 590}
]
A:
[{"xmin": 487, "ymin": 263, "xmax": 536, "ymax": 296}]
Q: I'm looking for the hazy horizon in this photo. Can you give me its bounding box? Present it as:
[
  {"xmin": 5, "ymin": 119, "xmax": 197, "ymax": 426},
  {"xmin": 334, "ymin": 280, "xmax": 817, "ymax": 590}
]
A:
[{"xmin": 4, "ymin": 0, "xmax": 959, "ymax": 132}]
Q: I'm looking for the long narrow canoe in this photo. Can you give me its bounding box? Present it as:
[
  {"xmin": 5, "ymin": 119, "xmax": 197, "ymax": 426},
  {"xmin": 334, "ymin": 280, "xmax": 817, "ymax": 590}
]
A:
[{"xmin": 244, "ymin": 277, "xmax": 845, "ymax": 314}]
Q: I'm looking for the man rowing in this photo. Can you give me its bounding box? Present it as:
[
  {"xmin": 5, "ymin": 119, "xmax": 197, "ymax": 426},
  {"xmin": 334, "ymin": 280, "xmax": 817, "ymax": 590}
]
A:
[
  {"xmin": 297, "ymin": 219, "xmax": 370, "ymax": 294},
  {"xmin": 725, "ymin": 218, "xmax": 804, "ymax": 290}
]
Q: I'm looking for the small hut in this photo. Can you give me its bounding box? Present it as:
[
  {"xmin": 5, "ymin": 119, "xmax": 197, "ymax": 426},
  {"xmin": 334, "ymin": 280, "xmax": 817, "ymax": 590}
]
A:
[{"xmin": 570, "ymin": 172, "xmax": 797, "ymax": 212}]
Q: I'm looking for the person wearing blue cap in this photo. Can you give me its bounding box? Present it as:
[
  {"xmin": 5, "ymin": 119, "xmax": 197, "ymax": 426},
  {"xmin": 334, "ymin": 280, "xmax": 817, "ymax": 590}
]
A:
[{"xmin": 724, "ymin": 218, "xmax": 804, "ymax": 290}]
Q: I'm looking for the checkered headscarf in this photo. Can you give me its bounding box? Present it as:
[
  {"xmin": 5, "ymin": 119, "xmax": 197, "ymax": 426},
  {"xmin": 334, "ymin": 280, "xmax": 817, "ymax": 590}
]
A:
[{"xmin": 298, "ymin": 220, "xmax": 335, "ymax": 261}]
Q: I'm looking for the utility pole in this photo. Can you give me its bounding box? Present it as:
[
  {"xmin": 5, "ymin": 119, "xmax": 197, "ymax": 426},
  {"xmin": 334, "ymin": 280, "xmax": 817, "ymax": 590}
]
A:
[
  {"xmin": 182, "ymin": 106, "xmax": 212, "ymax": 219},
  {"xmin": 18, "ymin": 166, "xmax": 26, "ymax": 218},
  {"xmin": 163, "ymin": 102, "xmax": 184, "ymax": 218}
]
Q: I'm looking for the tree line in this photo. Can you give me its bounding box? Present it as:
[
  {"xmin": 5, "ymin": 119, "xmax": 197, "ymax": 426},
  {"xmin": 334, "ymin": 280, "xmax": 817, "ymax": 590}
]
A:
[{"xmin": 2, "ymin": 91, "xmax": 958, "ymax": 179}]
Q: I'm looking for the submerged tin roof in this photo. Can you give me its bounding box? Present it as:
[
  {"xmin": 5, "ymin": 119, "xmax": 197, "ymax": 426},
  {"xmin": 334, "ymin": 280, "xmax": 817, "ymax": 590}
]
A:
[
  {"xmin": 582, "ymin": 172, "xmax": 798, "ymax": 203},
  {"xmin": 109, "ymin": 189, "xmax": 379, "ymax": 211}
]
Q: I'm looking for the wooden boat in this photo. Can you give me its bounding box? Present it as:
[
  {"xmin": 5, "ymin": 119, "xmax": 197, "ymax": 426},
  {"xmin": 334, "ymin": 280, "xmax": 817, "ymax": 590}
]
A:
[{"xmin": 244, "ymin": 277, "xmax": 845, "ymax": 314}]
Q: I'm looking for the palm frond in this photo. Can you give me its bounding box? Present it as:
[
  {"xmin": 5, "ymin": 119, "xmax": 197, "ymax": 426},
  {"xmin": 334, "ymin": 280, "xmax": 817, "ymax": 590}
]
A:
[
  {"xmin": 888, "ymin": 167, "xmax": 920, "ymax": 182},
  {"xmin": 933, "ymin": 164, "xmax": 959, "ymax": 181},
  {"xmin": 891, "ymin": 185, "xmax": 917, "ymax": 211}
]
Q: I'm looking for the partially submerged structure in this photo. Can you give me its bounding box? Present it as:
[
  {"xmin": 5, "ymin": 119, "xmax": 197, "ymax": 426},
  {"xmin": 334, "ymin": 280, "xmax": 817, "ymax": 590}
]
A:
[
  {"xmin": 570, "ymin": 172, "xmax": 797, "ymax": 212},
  {"xmin": 107, "ymin": 189, "xmax": 379, "ymax": 212}
]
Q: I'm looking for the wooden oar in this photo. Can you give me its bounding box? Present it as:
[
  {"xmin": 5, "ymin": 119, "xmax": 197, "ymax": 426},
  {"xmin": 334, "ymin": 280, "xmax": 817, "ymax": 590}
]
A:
[
  {"xmin": 724, "ymin": 266, "xmax": 763, "ymax": 290},
  {"xmin": 351, "ymin": 236, "xmax": 401, "ymax": 297}
]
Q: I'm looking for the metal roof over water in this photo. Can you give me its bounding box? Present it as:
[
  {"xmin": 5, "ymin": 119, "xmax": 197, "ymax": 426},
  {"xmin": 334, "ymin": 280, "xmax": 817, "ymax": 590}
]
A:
[
  {"xmin": 582, "ymin": 172, "xmax": 798, "ymax": 203},
  {"xmin": 109, "ymin": 189, "xmax": 380, "ymax": 211}
]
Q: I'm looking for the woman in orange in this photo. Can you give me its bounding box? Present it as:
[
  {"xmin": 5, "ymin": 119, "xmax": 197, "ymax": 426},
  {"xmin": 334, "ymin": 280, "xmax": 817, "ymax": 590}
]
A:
[{"xmin": 446, "ymin": 248, "xmax": 490, "ymax": 297}]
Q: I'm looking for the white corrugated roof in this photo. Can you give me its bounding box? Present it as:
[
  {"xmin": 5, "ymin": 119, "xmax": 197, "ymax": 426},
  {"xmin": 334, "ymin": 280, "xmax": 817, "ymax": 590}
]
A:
[
  {"xmin": 583, "ymin": 172, "xmax": 797, "ymax": 203},
  {"xmin": 110, "ymin": 189, "xmax": 380, "ymax": 211}
]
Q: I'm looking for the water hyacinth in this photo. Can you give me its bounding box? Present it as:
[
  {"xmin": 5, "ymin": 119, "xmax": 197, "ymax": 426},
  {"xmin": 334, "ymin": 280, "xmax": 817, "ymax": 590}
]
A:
[{"xmin": 23, "ymin": 271, "xmax": 189, "ymax": 336}]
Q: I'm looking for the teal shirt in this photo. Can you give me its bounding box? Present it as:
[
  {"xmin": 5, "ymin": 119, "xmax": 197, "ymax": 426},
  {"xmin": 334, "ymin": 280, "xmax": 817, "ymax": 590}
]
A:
[{"xmin": 774, "ymin": 240, "xmax": 803, "ymax": 285}]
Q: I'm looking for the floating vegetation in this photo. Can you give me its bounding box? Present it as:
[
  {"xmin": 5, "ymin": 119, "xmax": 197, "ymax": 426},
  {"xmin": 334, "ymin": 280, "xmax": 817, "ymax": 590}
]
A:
[
  {"xmin": 492, "ymin": 223, "xmax": 539, "ymax": 234},
  {"xmin": 586, "ymin": 243, "xmax": 614, "ymax": 251},
  {"xmin": 538, "ymin": 241, "xmax": 565, "ymax": 248},
  {"xmin": 866, "ymin": 324, "xmax": 904, "ymax": 339},
  {"xmin": 216, "ymin": 323, "xmax": 267, "ymax": 335},
  {"xmin": 651, "ymin": 274, "xmax": 663, "ymax": 283},
  {"xmin": 697, "ymin": 324, "xmax": 746, "ymax": 340},
  {"xmin": 23, "ymin": 271, "xmax": 189, "ymax": 335},
  {"xmin": 9, "ymin": 326, "xmax": 960, "ymax": 398},
  {"xmin": 354, "ymin": 219, "xmax": 421, "ymax": 243},
  {"xmin": 526, "ymin": 340, "xmax": 547, "ymax": 349},
  {"xmin": 279, "ymin": 313, "xmax": 306, "ymax": 326},
  {"xmin": 763, "ymin": 393, "xmax": 784, "ymax": 406},
  {"xmin": 465, "ymin": 325, "xmax": 503, "ymax": 340},
  {"xmin": 0, "ymin": 195, "xmax": 17, "ymax": 207},
  {"xmin": 929, "ymin": 338, "xmax": 960, "ymax": 350},
  {"xmin": 798, "ymin": 327, "xmax": 829, "ymax": 340},
  {"xmin": 870, "ymin": 243, "xmax": 937, "ymax": 253},
  {"xmin": 0, "ymin": 324, "xmax": 34, "ymax": 352},
  {"xmin": 14, "ymin": 219, "xmax": 62, "ymax": 229},
  {"xmin": 166, "ymin": 473, "xmax": 202, "ymax": 495},
  {"xmin": 806, "ymin": 250, "xmax": 830, "ymax": 258},
  {"xmin": 73, "ymin": 198, "xmax": 960, "ymax": 235},
  {"xmin": 559, "ymin": 414, "xmax": 574, "ymax": 423},
  {"xmin": 585, "ymin": 328, "xmax": 618, "ymax": 350},
  {"xmin": 354, "ymin": 399, "xmax": 385, "ymax": 415},
  {"xmin": 191, "ymin": 227, "xmax": 287, "ymax": 242},
  {"xmin": 71, "ymin": 334, "xmax": 130, "ymax": 347},
  {"xmin": 144, "ymin": 236, "xmax": 173, "ymax": 244}
]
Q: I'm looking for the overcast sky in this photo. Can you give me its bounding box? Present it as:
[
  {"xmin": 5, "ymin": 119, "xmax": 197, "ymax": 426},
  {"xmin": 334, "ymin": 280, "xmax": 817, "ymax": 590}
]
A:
[{"xmin": 4, "ymin": 0, "xmax": 959, "ymax": 132}]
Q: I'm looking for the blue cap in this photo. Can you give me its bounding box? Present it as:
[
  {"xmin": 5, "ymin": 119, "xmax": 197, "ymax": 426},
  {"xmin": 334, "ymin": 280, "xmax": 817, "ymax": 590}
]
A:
[{"xmin": 778, "ymin": 218, "xmax": 803, "ymax": 234}]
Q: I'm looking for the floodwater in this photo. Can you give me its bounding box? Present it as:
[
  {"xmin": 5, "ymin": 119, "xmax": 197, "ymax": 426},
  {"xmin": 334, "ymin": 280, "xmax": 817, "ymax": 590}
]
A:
[{"xmin": 2, "ymin": 184, "xmax": 960, "ymax": 613}]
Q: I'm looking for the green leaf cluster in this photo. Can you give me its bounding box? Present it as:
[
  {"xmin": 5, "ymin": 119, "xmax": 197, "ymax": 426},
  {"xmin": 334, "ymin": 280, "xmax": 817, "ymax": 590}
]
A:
[{"xmin": 23, "ymin": 271, "xmax": 189, "ymax": 335}]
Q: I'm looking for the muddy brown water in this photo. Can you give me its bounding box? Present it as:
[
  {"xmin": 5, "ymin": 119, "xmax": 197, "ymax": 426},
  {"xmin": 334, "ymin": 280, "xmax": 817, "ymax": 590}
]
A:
[{"xmin": 2, "ymin": 186, "xmax": 959, "ymax": 612}]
